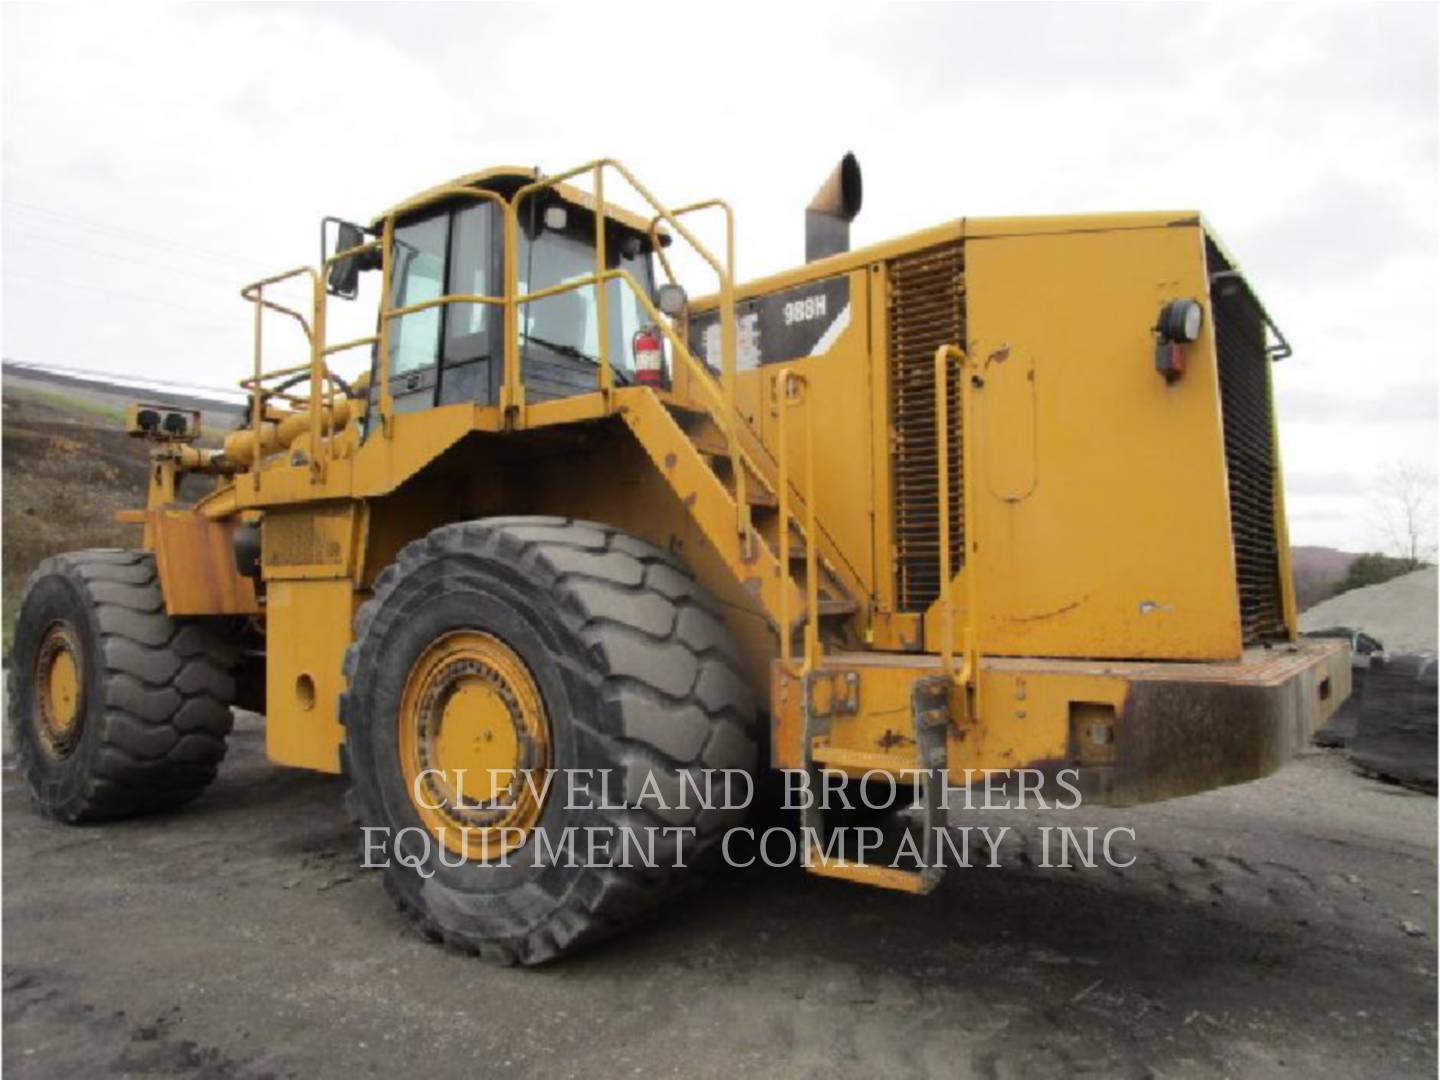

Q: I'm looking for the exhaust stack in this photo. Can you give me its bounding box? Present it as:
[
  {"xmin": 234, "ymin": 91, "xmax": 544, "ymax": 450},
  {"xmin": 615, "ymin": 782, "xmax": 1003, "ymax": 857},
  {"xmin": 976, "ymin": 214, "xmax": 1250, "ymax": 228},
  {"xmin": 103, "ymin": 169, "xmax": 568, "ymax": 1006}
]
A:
[{"xmin": 805, "ymin": 153, "xmax": 863, "ymax": 263}]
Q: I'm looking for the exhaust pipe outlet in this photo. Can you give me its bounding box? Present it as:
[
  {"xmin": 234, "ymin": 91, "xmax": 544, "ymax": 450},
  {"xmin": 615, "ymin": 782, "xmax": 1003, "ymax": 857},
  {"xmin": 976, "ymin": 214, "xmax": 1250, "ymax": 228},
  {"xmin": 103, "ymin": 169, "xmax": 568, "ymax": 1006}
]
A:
[{"xmin": 805, "ymin": 152, "xmax": 862, "ymax": 263}]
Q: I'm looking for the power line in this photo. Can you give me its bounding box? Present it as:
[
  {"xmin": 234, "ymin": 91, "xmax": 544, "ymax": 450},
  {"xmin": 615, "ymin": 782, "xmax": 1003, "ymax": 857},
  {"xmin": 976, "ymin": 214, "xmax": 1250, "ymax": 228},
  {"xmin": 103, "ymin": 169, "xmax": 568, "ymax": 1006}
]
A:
[
  {"xmin": 3, "ymin": 271, "xmax": 241, "ymax": 321},
  {"xmin": 2, "ymin": 225, "xmax": 246, "ymax": 286},
  {"xmin": 3, "ymin": 200, "xmax": 263, "ymax": 270},
  {"xmin": 3, "ymin": 358, "xmax": 246, "ymax": 399}
]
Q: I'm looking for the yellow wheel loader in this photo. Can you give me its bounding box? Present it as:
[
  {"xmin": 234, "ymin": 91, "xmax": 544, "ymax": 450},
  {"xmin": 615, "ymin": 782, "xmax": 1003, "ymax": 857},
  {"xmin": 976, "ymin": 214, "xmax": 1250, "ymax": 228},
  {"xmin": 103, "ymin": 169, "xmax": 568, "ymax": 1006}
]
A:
[{"xmin": 7, "ymin": 155, "xmax": 1350, "ymax": 963}]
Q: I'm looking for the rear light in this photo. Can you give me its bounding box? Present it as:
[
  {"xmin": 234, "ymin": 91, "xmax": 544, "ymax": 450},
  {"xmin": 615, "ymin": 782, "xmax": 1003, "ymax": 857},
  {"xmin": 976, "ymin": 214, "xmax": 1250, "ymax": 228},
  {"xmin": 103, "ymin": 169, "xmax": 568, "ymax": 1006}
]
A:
[
  {"xmin": 1155, "ymin": 341, "xmax": 1186, "ymax": 382},
  {"xmin": 1154, "ymin": 298, "xmax": 1203, "ymax": 384},
  {"xmin": 632, "ymin": 326, "xmax": 667, "ymax": 388}
]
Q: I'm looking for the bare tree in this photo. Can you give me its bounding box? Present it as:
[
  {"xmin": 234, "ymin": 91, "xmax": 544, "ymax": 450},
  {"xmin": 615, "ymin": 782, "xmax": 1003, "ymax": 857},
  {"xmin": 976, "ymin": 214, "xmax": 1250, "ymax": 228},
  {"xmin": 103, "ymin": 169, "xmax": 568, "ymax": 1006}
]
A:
[{"xmin": 1372, "ymin": 462, "xmax": 1437, "ymax": 568}]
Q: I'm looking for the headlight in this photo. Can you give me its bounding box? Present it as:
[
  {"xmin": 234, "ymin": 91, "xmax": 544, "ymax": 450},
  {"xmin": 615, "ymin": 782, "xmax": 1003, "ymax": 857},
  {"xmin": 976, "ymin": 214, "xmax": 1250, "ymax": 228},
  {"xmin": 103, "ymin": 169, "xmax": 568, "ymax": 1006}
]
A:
[{"xmin": 1158, "ymin": 298, "xmax": 1204, "ymax": 343}]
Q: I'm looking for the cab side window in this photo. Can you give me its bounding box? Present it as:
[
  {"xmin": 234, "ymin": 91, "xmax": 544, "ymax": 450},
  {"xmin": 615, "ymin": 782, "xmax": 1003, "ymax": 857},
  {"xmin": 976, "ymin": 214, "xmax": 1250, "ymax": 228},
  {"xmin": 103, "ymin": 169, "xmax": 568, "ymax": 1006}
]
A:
[
  {"xmin": 443, "ymin": 204, "xmax": 495, "ymax": 365},
  {"xmin": 388, "ymin": 215, "xmax": 448, "ymax": 378}
]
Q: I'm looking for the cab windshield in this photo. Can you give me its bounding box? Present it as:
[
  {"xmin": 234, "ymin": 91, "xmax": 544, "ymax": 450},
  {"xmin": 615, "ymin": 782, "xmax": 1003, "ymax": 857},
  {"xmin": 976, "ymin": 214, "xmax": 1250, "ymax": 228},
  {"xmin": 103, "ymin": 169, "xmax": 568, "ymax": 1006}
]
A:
[
  {"xmin": 517, "ymin": 222, "xmax": 657, "ymax": 386},
  {"xmin": 379, "ymin": 198, "xmax": 658, "ymax": 413}
]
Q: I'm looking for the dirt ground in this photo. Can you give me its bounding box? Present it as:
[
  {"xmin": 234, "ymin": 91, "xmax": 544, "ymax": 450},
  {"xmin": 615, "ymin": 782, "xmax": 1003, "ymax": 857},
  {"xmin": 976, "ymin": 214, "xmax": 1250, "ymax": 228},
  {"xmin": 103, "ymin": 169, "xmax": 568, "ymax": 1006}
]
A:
[
  {"xmin": 2, "ymin": 711, "xmax": 1434, "ymax": 1080},
  {"xmin": 0, "ymin": 386, "xmax": 150, "ymax": 646},
  {"xmin": 0, "ymin": 377, "xmax": 234, "ymax": 647}
]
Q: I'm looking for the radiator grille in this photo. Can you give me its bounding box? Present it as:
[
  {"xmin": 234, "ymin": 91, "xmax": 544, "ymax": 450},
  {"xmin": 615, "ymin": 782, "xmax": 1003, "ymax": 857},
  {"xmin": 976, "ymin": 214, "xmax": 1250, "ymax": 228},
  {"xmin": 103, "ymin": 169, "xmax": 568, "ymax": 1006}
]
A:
[
  {"xmin": 1209, "ymin": 240, "xmax": 1287, "ymax": 642},
  {"xmin": 888, "ymin": 242, "xmax": 965, "ymax": 612}
]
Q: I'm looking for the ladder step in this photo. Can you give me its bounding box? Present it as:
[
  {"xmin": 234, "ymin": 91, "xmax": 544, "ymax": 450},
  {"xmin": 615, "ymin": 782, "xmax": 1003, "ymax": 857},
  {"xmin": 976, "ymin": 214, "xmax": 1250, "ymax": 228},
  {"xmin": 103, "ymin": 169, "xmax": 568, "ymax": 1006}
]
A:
[
  {"xmin": 810, "ymin": 746, "xmax": 913, "ymax": 771},
  {"xmin": 805, "ymin": 855, "xmax": 938, "ymax": 895},
  {"xmin": 743, "ymin": 484, "xmax": 778, "ymax": 508},
  {"xmin": 818, "ymin": 598, "xmax": 858, "ymax": 616},
  {"xmin": 663, "ymin": 401, "xmax": 709, "ymax": 423},
  {"xmin": 687, "ymin": 427, "xmax": 730, "ymax": 458}
]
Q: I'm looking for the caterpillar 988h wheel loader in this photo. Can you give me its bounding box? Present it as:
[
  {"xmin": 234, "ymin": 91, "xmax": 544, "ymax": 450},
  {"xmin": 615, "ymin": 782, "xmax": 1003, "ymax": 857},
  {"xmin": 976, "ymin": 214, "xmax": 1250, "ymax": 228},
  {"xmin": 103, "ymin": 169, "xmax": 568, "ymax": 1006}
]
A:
[{"xmin": 8, "ymin": 154, "xmax": 1349, "ymax": 964}]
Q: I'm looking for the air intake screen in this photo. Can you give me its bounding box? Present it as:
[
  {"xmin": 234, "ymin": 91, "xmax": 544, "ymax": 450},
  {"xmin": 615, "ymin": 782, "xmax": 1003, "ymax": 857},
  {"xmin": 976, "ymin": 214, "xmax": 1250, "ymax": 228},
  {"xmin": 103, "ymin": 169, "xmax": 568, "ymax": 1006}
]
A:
[
  {"xmin": 1209, "ymin": 240, "xmax": 1288, "ymax": 642},
  {"xmin": 888, "ymin": 242, "xmax": 965, "ymax": 612}
]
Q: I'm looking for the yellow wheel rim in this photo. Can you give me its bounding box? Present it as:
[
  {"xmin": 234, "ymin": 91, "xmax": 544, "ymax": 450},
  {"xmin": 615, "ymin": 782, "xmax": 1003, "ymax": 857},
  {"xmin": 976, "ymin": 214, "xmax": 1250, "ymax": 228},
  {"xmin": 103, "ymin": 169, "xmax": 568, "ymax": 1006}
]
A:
[
  {"xmin": 34, "ymin": 621, "xmax": 85, "ymax": 757},
  {"xmin": 398, "ymin": 630, "xmax": 551, "ymax": 862}
]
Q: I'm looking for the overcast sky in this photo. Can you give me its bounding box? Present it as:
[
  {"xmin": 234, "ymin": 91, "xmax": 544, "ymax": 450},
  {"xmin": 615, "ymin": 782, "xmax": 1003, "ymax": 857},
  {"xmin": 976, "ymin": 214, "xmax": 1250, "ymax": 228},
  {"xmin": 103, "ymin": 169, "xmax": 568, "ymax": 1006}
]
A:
[{"xmin": 2, "ymin": 3, "xmax": 1436, "ymax": 552}]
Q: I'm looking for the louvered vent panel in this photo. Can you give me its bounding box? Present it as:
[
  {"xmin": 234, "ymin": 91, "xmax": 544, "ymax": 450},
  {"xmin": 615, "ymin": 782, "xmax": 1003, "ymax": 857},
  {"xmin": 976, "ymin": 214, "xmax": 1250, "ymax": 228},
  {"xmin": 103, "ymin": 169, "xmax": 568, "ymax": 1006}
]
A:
[
  {"xmin": 1209, "ymin": 239, "xmax": 1287, "ymax": 643},
  {"xmin": 888, "ymin": 242, "xmax": 965, "ymax": 612}
]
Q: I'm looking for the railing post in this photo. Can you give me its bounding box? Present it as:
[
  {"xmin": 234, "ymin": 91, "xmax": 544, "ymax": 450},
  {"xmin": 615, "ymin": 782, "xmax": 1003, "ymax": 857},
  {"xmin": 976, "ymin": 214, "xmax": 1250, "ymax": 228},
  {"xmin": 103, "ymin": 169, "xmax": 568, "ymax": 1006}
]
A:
[
  {"xmin": 960, "ymin": 343, "xmax": 980, "ymax": 703},
  {"xmin": 377, "ymin": 216, "xmax": 396, "ymax": 437},
  {"xmin": 720, "ymin": 274, "xmax": 749, "ymax": 545},
  {"xmin": 775, "ymin": 369, "xmax": 820, "ymax": 673},
  {"xmin": 309, "ymin": 271, "xmax": 326, "ymax": 480},
  {"xmin": 251, "ymin": 288, "xmax": 263, "ymax": 492},
  {"xmin": 776, "ymin": 370, "xmax": 793, "ymax": 669},
  {"xmin": 593, "ymin": 164, "xmax": 612, "ymax": 406},
  {"xmin": 935, "ymin": 346, "xmax": 954, "ymax": 676},
  {"xmin": 802, "ymin": 375, "xmax": 820, "ymax": 673},
  {"xmin": 502, "ymin": 199, "xmax": 526, "ymax": 428}
]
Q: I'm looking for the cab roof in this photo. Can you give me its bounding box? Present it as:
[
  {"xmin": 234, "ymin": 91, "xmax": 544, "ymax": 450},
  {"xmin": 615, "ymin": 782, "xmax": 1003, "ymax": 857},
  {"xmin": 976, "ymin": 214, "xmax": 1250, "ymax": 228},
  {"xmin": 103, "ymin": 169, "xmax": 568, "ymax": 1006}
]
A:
[{"xmin": 376, "ymin": 165, "xmax": 663, "ymax": 237}]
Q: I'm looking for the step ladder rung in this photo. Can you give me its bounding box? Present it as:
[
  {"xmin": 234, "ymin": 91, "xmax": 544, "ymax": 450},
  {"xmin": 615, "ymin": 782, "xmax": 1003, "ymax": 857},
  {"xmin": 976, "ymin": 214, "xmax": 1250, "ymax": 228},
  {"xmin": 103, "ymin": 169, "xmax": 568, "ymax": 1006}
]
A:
[
  {"xmin": 687, "ymin": 429, "xmax": 730, "ymax": 458},
  {"xmin": 743, "ymin": 483, "xmax": 778, "ymax": 508},
  {"xmin": 805, "ymin": 854, "xmax": 938, "ymax": 895},
  {"xmin": 810, "ymin": 745, "xmax": 912, "ymax": 771}
]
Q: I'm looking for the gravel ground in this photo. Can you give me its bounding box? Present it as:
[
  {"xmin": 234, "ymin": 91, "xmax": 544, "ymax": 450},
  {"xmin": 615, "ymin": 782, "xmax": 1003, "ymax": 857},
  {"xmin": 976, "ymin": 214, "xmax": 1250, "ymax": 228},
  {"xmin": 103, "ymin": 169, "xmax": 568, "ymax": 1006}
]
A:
[
  {"xmin": 1300, "ymin": 568, "xmax": 1438, "ymax": 655},
  {"xmin": 3, "ymin": 713, "xmax": 1436, "ymax": 1080}
]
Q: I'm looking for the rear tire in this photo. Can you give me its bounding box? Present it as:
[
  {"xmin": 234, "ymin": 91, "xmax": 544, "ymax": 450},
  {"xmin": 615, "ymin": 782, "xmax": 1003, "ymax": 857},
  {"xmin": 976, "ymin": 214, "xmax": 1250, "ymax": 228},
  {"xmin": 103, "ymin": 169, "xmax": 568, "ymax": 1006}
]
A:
[
  {"xmin": 6, "ymin": 550, "xmax": 238, "ymax": 822},
  {"xmin": 341, "ymin": 517, "xmax": 758, "ymax": 964}
]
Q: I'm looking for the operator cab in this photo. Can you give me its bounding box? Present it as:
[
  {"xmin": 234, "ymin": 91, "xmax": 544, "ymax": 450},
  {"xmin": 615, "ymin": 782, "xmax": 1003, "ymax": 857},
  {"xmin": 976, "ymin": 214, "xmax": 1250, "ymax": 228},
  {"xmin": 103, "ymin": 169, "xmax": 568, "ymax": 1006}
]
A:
[{"xmin": 327, "ymin": 168, "xmax": 665, "ymax": 423}]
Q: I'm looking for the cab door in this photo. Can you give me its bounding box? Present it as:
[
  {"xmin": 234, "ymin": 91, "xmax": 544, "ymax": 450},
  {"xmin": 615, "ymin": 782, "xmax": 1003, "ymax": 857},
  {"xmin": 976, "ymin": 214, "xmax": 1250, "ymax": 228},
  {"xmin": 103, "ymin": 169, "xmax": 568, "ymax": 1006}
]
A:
[{"xmin": 386, "ymin": 214, "xmax": 447, "ymax": 415}]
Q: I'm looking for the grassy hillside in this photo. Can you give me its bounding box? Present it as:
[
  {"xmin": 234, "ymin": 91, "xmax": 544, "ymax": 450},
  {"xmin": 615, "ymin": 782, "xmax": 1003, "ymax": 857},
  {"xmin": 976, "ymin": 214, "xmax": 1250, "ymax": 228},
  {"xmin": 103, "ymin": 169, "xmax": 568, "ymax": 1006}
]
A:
[{"xmin": 2, "ymin": 384, "xmax": 152, "ymax": 647}]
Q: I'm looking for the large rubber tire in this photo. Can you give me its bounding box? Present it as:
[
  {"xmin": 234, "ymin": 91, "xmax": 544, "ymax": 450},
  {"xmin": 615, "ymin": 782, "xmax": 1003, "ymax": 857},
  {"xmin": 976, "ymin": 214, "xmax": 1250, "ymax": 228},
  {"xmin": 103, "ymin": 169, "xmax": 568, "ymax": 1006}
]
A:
[
  {"xmin": 6, "ymin": 550, "xmax": 238, "ymax": 822},
  {"xmin": 341, "ymin": 517, "xmax": 759, "ymax": 965}
]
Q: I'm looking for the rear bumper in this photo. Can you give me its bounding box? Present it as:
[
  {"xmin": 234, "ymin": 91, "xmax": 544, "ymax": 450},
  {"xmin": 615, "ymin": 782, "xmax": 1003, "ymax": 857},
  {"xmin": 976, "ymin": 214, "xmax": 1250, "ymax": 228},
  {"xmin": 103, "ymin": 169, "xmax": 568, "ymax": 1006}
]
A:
[
  {"xmin": 771, "ymin": 640, "xmax": 1352, "ymax": 807},
  {"xmin": 1012, "ymin": 641, "xmax": 1352, "ymax": 805}
]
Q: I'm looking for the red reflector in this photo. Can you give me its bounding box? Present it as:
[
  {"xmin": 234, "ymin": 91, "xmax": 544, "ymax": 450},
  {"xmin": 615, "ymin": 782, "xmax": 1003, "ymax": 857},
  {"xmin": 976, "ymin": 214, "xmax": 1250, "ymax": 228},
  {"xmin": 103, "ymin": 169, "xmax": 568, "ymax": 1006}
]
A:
[{"xmin": 1155, "ymin": 341, "xmax": 1185, "ymax": 383}]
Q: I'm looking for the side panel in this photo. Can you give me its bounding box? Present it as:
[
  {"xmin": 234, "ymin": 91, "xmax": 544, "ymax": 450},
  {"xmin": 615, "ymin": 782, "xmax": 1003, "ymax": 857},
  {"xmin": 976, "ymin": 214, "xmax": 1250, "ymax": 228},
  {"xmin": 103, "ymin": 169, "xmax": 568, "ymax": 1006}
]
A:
[
  {"xmin": 149, "ymin": 509, "xmax": 260, "ymax": 616},
  {"xmin": 261, "ymin": 504, "xmax": 365, "ymax": 773},
  {"xmin": 264, "ymin": 578, "xmax": 352, "ymax": 773},
  {"xmin": 955, "ymin": 224, "xmax": 1243, "ymax": 660}
]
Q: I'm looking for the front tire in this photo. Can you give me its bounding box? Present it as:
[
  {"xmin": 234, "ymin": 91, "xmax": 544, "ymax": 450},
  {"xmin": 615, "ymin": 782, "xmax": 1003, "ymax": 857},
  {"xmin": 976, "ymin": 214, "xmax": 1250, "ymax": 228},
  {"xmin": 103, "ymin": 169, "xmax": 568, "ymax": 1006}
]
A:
[
  {"xmin": 341, "ymin": 518, "xmax": 758, "ymax": 964},
  {"xmin": 6, "ymin": 550, "xmax": 238, "ymax": 822}
]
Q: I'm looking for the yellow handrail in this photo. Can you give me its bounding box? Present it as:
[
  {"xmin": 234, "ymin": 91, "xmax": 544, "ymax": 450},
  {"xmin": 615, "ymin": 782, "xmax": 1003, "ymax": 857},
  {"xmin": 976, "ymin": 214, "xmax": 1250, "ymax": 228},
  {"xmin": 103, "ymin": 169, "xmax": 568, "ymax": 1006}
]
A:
[
  {"xmin": 934, "ymin": 344, "xmax": 979, "ymax": 694},
  {"xmin": 774, "ymin": 368, "xmax": 820, "ymax": 673},
  {"xmin": 240, "ymin": 267, "xmax": 318, "ymax": 491},
  {"xmin": 645, "ymin": 199, "xmax": 749, "ymax": 545},
  {"xmin": 240, "ymin": 267, "xmax": 316, "ymax": 342}
]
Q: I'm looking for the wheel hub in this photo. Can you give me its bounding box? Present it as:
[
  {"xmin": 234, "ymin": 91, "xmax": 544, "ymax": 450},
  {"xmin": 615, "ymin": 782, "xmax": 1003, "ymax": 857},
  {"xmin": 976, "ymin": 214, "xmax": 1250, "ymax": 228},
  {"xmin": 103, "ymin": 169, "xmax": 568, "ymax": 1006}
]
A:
[
  {"xmin": 398, "ymin": 631, "xmax": 551, "ymax": 861},
  {"xmin": 34, "ymin": 621, "xmax": 85, "ymax": 757}
]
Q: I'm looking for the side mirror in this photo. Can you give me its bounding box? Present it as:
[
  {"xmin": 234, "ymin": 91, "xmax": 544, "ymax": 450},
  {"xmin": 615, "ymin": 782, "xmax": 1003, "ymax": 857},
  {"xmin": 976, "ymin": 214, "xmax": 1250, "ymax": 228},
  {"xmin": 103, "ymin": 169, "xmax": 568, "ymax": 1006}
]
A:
[
  {"xmin": 323, "ymin": 218, "xmax": 372, "ymax": 300},
  {"xmin": 656, "ymin": 282, "xmax": 688, "ymax": 319}
]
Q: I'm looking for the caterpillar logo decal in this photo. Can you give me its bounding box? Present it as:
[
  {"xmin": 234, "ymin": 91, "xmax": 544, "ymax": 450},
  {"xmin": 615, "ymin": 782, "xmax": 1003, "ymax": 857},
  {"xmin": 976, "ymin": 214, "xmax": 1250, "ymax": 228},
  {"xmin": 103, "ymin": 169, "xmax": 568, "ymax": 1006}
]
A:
[{"xmin": 688, "ymin": 275, "xmax": 851, "ymax": 371}]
